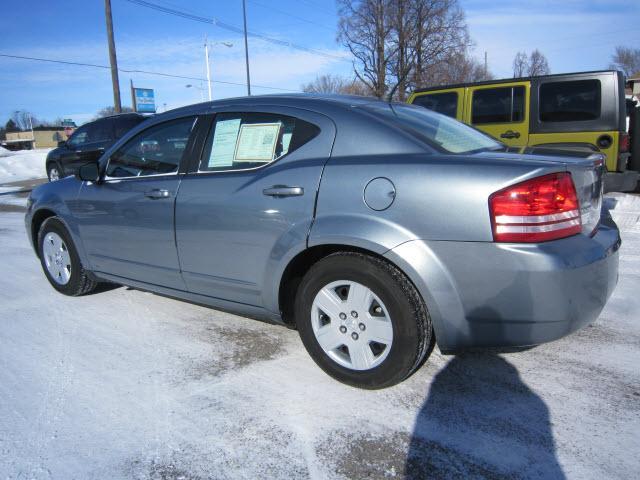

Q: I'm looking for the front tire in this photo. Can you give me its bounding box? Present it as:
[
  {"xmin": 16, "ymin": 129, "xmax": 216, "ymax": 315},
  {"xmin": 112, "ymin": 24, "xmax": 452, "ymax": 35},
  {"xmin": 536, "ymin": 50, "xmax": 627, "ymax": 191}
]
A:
[
  {"xmin": 38, "ymin": 217, "xmax": 98, "ymax": 296},
  {"xmin": 295, "ymin": 252, "xmax": 433, "ymax": 389},
  {"xmin": 47, "ymin": 162, "xmax": 62, "ymax": 182}
]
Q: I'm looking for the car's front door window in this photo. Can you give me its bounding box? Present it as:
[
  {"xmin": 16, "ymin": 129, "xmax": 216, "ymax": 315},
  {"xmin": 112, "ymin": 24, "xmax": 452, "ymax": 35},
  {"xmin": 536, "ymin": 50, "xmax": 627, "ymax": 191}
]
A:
[{"xmin": 106, "ymin": 116, "xmax": 196, "ymax": 178}]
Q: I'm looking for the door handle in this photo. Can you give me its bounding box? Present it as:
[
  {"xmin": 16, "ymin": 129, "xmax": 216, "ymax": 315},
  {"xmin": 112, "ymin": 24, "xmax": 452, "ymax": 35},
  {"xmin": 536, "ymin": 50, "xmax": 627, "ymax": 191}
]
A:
[
  {"xmin": 144, "ymin": 189, "xmax": 171, "ymax": 199},
  {"xmin": 500, "ymin": 130, "xmax": 521, "ymax": 139},
  {"xmin": 262, "ymin": 186, "xmax": 304, "ymax": 197}
]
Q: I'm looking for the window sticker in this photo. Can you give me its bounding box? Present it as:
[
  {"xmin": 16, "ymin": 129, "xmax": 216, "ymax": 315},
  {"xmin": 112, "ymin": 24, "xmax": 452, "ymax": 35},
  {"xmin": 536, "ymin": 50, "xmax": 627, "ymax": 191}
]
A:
[
  {"xmin": 208, "ymin": 118, "xmax": 241, "ymax": 167},
  {"xmin": 234, "ymin": 123, "xmax": 281, "ymax": 162},
  {"xmin": 281, "ymin": 132, "xmax": 292, "ymax": 154}
]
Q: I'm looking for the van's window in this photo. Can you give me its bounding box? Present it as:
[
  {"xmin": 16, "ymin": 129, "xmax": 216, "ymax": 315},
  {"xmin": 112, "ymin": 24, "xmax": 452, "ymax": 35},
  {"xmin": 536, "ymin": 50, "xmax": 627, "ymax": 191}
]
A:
[
  {"xmin": 199, "ymin": 112, "xmax": 320, "ymax": 172},
  {"xmin": 472, "ymin": 86, "xmax": 525, "ymax": 124},
  {"xmin": 106, "ymin": 117, "xmax": 195, "ymax": 178},
  {"xmin": 412, "ymin": 92, "xmax": 458, "ymax": 118},
  {"xmin": 363, "ymin": 103, "xmax": 502, "ymax": 154},
  {"xmin": 539, "ymin": 80, "xmax": 601, "ymax": 122}
]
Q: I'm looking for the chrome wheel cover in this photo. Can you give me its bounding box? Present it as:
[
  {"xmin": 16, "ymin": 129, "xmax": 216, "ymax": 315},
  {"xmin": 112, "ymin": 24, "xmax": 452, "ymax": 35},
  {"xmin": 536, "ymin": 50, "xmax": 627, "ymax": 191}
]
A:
[
  {"xmin": 311, "ymin": 280, "xmax": 393, "ymax": 371},
  {"xmin": 49, "ymin": 167, "xmax": 59, "ymax": 181},
  {"xmin": 43, "ymin": 232, "xmax": 71, "ymax": 285}
]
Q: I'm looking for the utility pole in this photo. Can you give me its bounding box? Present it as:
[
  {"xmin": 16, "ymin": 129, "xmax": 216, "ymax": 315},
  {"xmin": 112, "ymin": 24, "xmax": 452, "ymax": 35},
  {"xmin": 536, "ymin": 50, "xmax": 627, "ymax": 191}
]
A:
[
  {"xmin": 204, "ymin": 36, "xmax": 212, "ymax": 101},
  {"xmin": 242, "ymin": 0, "xmax": 251, "ymax": 96},
  {"xmin": 105, "ymin": 0, "xmax": 122, "ymax": 113},
  {"xmin": 484, "ymin": 51, "xmax": 488, "ymax": 80}
]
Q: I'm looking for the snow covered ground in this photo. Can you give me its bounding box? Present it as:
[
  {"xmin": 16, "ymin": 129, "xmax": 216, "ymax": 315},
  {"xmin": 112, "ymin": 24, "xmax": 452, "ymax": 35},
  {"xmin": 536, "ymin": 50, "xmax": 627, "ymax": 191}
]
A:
[
  {"xmin": 0, "ymin": 148, "xmax": 49, "ymax": 184},
  {"xmin": 0, "ymin": 195, "xmax": 638, "ymax": 479}
]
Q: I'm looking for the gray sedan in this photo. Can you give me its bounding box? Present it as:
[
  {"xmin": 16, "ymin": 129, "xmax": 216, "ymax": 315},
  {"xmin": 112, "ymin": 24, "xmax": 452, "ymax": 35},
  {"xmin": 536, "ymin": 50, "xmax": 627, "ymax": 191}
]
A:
[{"xmin": 25, "ymin": 95, "xmax": 620, "ymax": 389}]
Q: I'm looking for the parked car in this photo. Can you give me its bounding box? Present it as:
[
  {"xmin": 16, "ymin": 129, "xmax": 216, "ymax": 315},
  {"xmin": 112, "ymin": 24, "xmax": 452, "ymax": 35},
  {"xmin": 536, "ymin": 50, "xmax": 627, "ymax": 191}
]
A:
[
  {"xmin": 45, "ymin": 113, "xmax": 146, "ymax": 181},
  {"xmin": 26, "ymin": 95, "xmax": 620, "ymax": 389},
  {"xmin": 408, "ymin": 70, "xmax": 639, "ymax": 193}
]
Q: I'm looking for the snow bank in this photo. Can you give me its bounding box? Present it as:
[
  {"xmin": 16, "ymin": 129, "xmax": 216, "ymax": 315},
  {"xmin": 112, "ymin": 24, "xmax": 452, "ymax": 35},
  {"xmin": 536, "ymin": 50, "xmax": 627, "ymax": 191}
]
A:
[{"xmin": 0, "ymin": 149, "xmax": 49, "ymax": 183}]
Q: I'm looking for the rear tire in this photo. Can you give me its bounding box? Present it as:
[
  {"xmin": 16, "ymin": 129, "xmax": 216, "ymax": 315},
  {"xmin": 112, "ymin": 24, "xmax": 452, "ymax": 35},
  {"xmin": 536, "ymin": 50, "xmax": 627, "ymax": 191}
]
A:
[
  {"xmin": 295, "ymin": 252, "xmax": 433, "ymax": 389},
  {"xmin": 38, "ymin": 217, "xmax": 98, "ymax": 296}
]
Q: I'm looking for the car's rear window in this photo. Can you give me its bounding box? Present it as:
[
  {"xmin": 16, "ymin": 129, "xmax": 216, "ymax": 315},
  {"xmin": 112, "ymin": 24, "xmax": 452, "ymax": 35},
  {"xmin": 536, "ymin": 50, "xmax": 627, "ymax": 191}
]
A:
[
  {"xmin": 539, "ymin": 80, "xmax": 601, "ymax": 122},
  {"xmin": 363, "ymin": 103, "xmax": 501, "ymax": 154}
]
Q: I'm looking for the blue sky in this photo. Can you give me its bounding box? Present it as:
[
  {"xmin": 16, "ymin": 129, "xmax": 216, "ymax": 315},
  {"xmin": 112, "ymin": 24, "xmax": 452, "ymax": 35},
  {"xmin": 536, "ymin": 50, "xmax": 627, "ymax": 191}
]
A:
[{"xmin": 1, "ymin": 0, "xmax": 638, "ymax": 125}]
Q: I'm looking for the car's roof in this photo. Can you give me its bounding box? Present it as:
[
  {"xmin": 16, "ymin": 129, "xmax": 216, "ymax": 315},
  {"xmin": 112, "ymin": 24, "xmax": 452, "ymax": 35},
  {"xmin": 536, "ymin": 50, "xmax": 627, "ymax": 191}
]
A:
[
  {"xmin": 411, "ymin": 69, "xmax": 623, "ymax": 94},
  {"xmin": 164, "ymin": 93, "xmax": 387, "ymax": 118}
]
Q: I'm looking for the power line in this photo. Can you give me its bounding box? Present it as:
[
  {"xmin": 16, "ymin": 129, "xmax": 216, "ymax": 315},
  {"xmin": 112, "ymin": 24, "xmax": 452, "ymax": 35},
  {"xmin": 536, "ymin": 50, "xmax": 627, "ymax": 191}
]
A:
[
  {"xmin": 123, "ymin": 0, "xmax": 347, "ymax": 62},
  {"xmin": 0, "ymin": 53, "xmax": 298, "ymax": 92},
  {"xmin": 247, "ymin": 0, "xmax": 335, "ymax": 32}
]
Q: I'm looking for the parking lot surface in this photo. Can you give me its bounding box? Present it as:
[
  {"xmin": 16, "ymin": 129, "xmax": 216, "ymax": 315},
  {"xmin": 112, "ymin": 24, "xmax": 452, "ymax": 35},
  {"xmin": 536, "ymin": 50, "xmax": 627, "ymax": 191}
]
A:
[{"xmin": 1, "ymin": 193, "xmax": 639, "ymax": 479}]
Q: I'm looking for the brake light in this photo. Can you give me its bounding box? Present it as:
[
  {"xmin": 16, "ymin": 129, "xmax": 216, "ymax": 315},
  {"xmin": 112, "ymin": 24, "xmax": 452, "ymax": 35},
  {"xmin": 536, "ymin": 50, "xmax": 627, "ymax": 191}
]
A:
[
  {"xmin": 489, "ymin": 172, "xmax": 582, "ymax": 243},
  {"xmin": 619, "ymin": 132, "xmax": 630, "ymax": 153}
]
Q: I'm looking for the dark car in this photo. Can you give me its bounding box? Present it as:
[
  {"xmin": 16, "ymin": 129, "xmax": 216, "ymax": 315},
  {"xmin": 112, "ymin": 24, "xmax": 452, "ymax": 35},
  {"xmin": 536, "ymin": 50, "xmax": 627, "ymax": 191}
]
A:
[{"xmin": 46, "ymin": 113, "xmax": 147, "ymax": 181}]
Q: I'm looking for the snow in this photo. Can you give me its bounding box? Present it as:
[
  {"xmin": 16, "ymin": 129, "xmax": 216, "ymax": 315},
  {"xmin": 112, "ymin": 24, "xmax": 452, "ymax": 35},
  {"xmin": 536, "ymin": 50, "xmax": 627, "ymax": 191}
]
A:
[
  {"xmin": 0, "ymin": 148, "xmax": 49, "ymax": 184},
  {"xmin": 0, "ymin": 195, "xmax": 638, "ymax": 479}
]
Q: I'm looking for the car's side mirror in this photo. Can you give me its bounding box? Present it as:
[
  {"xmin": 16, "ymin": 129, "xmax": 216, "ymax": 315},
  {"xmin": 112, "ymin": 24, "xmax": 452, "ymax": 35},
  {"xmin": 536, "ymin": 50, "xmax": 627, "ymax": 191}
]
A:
[
  {"xmin": 57, "ymin": 140, "xmax": 67, "ymax": 148},
  {"xmin": 77, "ymin": 162, "xmax": 101, "ymax": 183}
]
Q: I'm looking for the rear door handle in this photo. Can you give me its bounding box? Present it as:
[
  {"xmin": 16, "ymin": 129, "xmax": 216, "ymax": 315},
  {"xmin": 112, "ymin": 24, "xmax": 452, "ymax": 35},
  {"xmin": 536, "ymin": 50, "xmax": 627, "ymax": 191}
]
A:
[
  {"xmin": 144, "ymin": 189, "xmax": 171, "ymax": 199},
  {"xmin": 500, "ymin": 130, "xmax": 521, "ymax": 139},
  {"xmin": 262, "ymin": 186, "xmax": 304, "ymax": 197}
]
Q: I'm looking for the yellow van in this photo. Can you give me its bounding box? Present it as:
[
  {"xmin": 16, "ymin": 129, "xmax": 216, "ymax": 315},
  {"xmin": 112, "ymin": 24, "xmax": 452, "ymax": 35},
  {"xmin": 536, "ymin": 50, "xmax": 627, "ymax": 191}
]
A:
[{"xmin": 408, "ymin": 70, "xmax": 638, "ymax": 192}]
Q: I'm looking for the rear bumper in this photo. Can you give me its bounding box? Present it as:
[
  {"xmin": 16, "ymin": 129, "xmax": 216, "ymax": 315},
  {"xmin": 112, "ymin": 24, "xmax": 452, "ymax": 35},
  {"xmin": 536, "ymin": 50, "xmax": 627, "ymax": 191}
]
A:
[
  {"xmin": 385, "ymin": 217, "xmax": 620, "ymax": 352},
  {"xmin": 604, "ymin": 170, "xmax": 638, "ymax": 192}
]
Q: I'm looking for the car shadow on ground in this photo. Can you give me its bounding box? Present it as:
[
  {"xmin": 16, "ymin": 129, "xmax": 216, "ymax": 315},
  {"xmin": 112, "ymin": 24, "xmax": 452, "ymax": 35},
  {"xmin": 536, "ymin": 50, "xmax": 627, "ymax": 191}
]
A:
[{"xmin": 405, "ymin": 353, "xmax": 565, "ymax": 479}]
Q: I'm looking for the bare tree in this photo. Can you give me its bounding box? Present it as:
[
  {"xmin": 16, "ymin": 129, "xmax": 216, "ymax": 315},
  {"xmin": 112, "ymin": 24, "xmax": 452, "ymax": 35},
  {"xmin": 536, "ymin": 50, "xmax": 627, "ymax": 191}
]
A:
[
  {"xmin": 609, "ymin": 46, "xmax": 640, "ymax": 78},
  {"xmin": 94, "ymin": 105, "xmax": 133, "ymax": 120},
  {"xmin": 11, "ymin": 111, "xmax": 37, "ymax": 131},
  {"xmin": 409, "ymin": 0, "xmax": 471, "ymax": 93},
  {"xmin": 338, "ymin": 0, "xmax": 394, "ymax": 99},
  {"xmin": 528, "ymin": 49, "xmax": 550, "ymax": 76},
  {"xmin": 302, "ymin": 74, "xmax": 348, "ymax": 94},
  {"xmin": 302, "ymin": 74, "xmax": 373, "ymax": 96},
  {"xmin": 339, "ymin": 0, "xmax": 472, "ymax": 100},
  {"xmin": 513, "ymin": 51, "xmax": 529, "ymax": 77},
  {"xmin": 418, "ymin": 51, "xmax": 491, "ymax": 88}
]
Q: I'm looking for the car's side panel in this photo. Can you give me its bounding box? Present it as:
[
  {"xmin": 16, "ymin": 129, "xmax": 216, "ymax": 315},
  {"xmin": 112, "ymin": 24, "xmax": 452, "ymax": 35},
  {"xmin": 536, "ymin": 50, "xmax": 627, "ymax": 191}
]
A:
[
  {"xmin": 73, "ymin": 176, "xmax": 186, "ymax": 290},
  {"xmin": 175, "ymin": 107, "xmax": 336, "ymax": 309},
  {"xmin": 26, "ymin": 178, "xmax": 86, "ymax": 261},
  {"xmin": 311, "ymin": 153, "xmax": 561, "ymax": 245}
]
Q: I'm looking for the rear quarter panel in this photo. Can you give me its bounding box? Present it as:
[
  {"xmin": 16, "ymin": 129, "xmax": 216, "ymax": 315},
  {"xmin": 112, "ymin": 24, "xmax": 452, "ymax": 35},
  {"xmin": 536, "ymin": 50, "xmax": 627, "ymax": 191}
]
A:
[{"xmin": 310, "ymin": 153, "xmax": 562, "ymax": 247}]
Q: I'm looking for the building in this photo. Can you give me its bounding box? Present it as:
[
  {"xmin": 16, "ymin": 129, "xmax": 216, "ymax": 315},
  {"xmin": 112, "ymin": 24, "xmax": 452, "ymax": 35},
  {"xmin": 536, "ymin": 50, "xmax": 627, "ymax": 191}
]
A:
[{"xmin": 2, "ymin": 127, "xmax": 70, "ymax": 150}]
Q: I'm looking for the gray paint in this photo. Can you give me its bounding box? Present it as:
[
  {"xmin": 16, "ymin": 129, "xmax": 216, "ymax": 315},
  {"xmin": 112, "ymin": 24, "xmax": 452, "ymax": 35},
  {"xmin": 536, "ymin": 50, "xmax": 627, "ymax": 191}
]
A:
[{"xmin": 25, "ymin": 94, "xmax": 620, "ymax": 351}]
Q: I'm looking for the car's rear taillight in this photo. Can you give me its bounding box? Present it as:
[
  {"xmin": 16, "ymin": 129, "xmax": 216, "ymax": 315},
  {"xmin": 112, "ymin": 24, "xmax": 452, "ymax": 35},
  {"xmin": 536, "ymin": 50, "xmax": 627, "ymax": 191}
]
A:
[{"xmin": 489, "ymin": 172, "xmax": 582, "ymax": 243}]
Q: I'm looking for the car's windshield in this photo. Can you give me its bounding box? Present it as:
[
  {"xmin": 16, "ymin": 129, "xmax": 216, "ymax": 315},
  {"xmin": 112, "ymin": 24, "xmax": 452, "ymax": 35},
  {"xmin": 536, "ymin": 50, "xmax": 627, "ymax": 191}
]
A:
[{"xmin": 363, "ymin": 102, "xmax": 503, "ymax": 154}]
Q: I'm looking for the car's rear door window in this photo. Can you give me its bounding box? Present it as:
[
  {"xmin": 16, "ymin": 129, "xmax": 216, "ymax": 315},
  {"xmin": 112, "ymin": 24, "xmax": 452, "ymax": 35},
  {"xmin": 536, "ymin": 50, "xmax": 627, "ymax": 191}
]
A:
[
  {"xmin": 105, "ymin": 116, "xmax": 195, "ymax": 178},
  {"xmin": 199, "ymin": 112, "xmax": 320, "ymax": 172},
  {"xmin": 413, "ymin": 92, "xmax": 458, "ymax": 118},
  {"xmin": 539, "ymin": 79, "xmax": 601, "ymax": 122},
  {"xmin": 472, "ymin": 86, "xmax": 525, "ymax": 124}
]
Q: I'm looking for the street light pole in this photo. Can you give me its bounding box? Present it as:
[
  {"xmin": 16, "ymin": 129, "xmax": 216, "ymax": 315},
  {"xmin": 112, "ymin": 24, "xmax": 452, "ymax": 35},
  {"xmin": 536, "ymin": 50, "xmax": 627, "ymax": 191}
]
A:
[
  {"xmin": 242, "ymin": 0, "xmax": 251, "ymax": 96},
  {"xmin": 104, "ymin": 0, "xmax": 122, "ymax": 113},
  {"xmin": 203, "ymin": 41, "xmax": 232, "ymax": 101}
]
